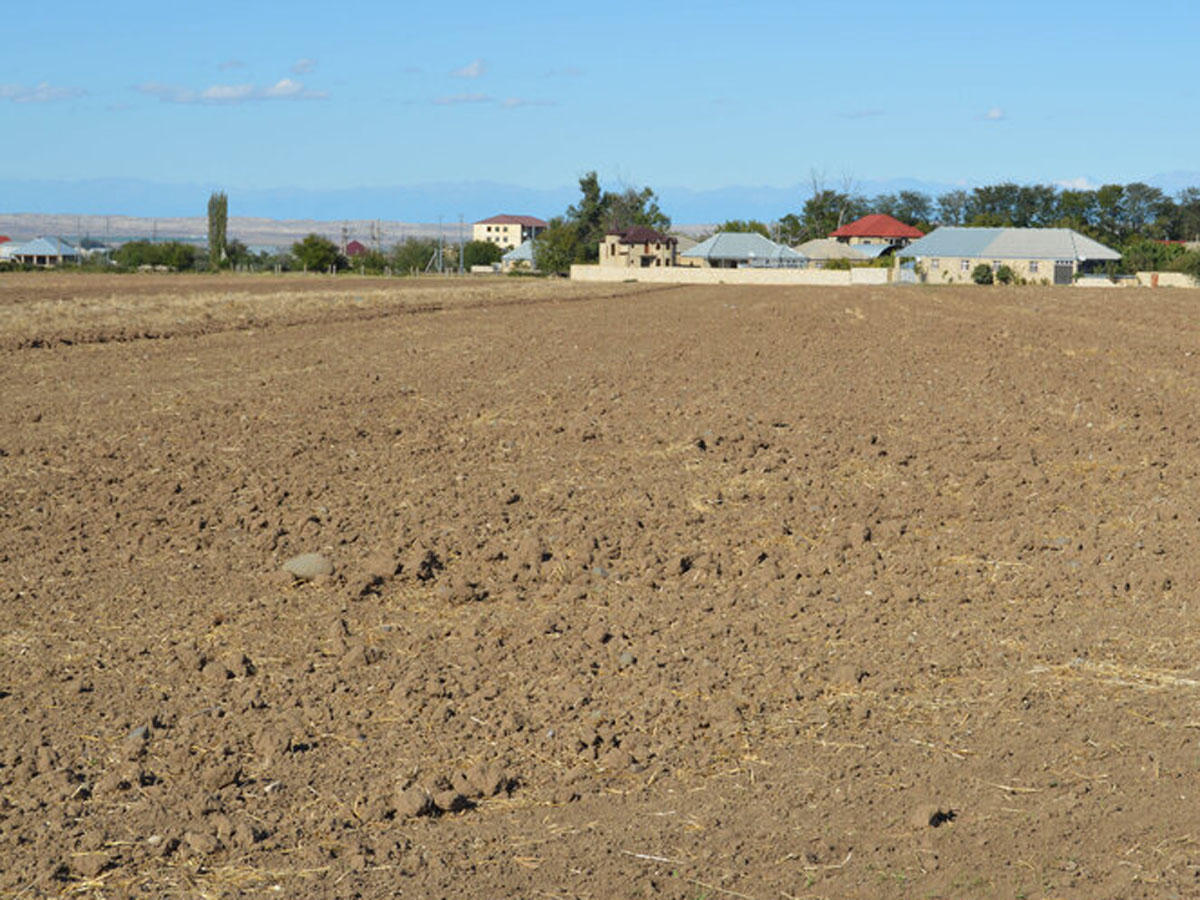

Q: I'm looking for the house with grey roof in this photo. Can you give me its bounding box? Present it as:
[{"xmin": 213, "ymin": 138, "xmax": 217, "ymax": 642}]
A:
[
  {"xmin": 500, "ymin": 239, "xmax": 535, "ymax": 272},
  {"xmin": 681, "ymin": 232, "xmax": 806, "ymax": 269},
  {"xmin": 794, "ymin": 238, "xmax": 894, "ymax": 266},
  {"xmin": 0, "ymin": 236, "xmax": 80, "ymax": 267},
  {"xmin": 900, "ymin": 227, "xmax": 1120, "ymax": 284}
]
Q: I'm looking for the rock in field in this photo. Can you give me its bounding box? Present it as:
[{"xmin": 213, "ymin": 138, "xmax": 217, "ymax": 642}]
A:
[{"xmin": 282, "ymin": 553, "xmax": 334, "ymax": 580}]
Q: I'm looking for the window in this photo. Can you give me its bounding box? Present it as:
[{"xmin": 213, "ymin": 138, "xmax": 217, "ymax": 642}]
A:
[
  {"xmin": 931, "ymin": 258, "xmax": 940, "ymax": 269},
  {"xmin": 1029, "ymin": 260, "xmax": 1038, "ymax": 274},
  {"xmin": 960, "ymin": 259, "xmax": 970, "ymax": 272}
]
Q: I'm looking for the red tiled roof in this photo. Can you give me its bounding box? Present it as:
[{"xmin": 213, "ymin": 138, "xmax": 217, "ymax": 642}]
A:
[
  {"xmin": 476, "ymin": 214, "xmax": 548, "ymax": 227},
  {"xmin": 829, "ymin": 214, "xmax": 923, "ymax": 239},
  {"xmin": 0, "ymin": 236, "xmax": 10, "ymax": 244},
  {"xmin": 608, "ymin": 226, "xmax": 675, "ymax": 244}
]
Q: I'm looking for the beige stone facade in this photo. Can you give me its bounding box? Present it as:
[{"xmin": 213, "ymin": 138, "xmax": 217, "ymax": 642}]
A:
[
  {"xmin": 473, "ymin": 215, "xmax": 547, "ymax": 251},
  {"xmin": 921, "ymin": 256, "xmax": 1075, "ymax": 284},
  {"xmin": 600, "ymin": 228, "xmax": 677, "ymax": 268}
]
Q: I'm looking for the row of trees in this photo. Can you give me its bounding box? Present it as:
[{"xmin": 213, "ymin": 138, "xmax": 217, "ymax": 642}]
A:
[
  {"xmin": 528, "ymin": 174, "xmax": 1200, "ymax": 276},
  {"xmin": 779, "ymin": 181, "xmax": 1200, "ymax": 248},
  {"xmin": 289, "ymin": 234, "xmax": 506, "ymax": 274},
  {"xmin": 183, "ymin": 180, "xmax": 1200, "ymax": 278}
]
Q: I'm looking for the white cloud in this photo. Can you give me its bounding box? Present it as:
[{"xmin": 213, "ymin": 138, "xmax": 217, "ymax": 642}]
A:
[
  {"xmin": 433, "ymin": 92, "xmax": 493, "ymax": 105},
  {"xmin": 451, "ymin": 59, "xmax": 485, "ymax": 78},
  {"xmin": 0, "ymin": 82, "xmax": 85, "ymax": 103},
  {"xmin": 983, "ymin": 106, "xmax": 1006, "ymax": 121},
  {"xmin": 1055, "ymin": 176, "xmax": 1098, "ymax": 191},
  {"xmin": 291, "ymin": 58, "xmax": 317, "ymax": 75},
  {"xmin": 200, "ymin": 83, "xmax": 256, "ymax": 102},
  {"xmin": 432, "ymin": 93, "xmax": 553, "ymax": 109},
  {"xmin": 217, "ymin": 59, "xmax": 246, "ymax": 71},
  {"xmin": 136, "ymin": 78, "xmax": 327, "ymax": 104}
]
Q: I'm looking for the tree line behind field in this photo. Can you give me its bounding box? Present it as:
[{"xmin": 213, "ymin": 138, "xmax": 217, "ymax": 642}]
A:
[
  {"xmin": 98, "ymin": 234, "xmax": 505, "ymax": 275},
  {"xmin": 531, "ymin": 174, "xmax": 1200, "ymax": 277},
  {"xmin": 25, "ymin": 180, "xmax": 1200, "ymax": 277}
]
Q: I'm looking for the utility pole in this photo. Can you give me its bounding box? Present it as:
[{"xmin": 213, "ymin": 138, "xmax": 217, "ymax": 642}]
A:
[
  {"xmin": 437, "ymin": 217, "xmax": 444, "ymax": 274},
  {"xmin": 458, "ymin": 214, "xmax": 464, "ymax": 275}
]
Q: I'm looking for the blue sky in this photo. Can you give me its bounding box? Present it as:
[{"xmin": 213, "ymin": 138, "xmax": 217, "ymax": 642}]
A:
[{"xmin": 2, "ymin": 0, "xmax": 1199, "ymax": 219}]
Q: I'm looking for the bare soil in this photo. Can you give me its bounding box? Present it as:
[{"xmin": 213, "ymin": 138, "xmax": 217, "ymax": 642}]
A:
[{"xmin": 2, "ymin": 273, "xmax": 1199, "ymax": 899}]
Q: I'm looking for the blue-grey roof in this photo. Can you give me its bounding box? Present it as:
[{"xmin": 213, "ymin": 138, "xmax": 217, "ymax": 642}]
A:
[
  {"xmin": 502, "ymin": 239, "xmax": 534, "ymax": 262},
  {"xmin": 901, "ymin": 227, "xmax": 1120, "ymax": 262},
  {"xmin": 7, "ymin": 236, "xmax": 80, "ymax": 256},
  {"xmin": 849, "ymin": 242, "xmax": 892, "ymax": 259},
  {"xmin": 682, "ymin": 231, "xmax": 806, "ymax": 262}
]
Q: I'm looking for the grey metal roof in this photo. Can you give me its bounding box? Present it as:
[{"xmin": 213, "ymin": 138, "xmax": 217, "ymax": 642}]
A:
[
  {"xmin": 1, "ymin": 237, "xmax": 80, "ymax": 259},
  {"xmin": 793, "ymin": 238, "xmax": 864, "ymax": 260},
  {"xmin": 682, "ymin": 231, "xmax": 806, "ymax": 262},
  {"xmin": 502, "ymin": 239, "xmax": 534, "ymax": 262},
  {"xmin": 901, "ymin": 227, "xmax": 1120, "ymax": 262}
]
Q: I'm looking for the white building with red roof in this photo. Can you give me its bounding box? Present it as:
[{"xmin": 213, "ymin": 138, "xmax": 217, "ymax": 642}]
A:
[
  {"xmin": 829, "ymin": 213, "xmax": 924, "ymax": 250},
  {"xmin": 473, "ymin": 214, "xmax": 548, "ymax": 250}
]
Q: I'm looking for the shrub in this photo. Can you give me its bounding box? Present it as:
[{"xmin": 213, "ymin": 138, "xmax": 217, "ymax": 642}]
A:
[
  {"xmin": 995, "ymin": 264, "xmax": 1016, "ymax": 284},
  {"xmin": 113, "ymin": 240, "xmax": 200, "ymax": 271},
  {"xmin": 461, "ymin": 240, "xmax": 503, "ymax": 269},
  {"xmin": 292, "ymin": 234, "xmax": 344, "ymax": 272},
  {"xmin": 971, "ymin": 263, "xmax": 994, "ymax": 285}
]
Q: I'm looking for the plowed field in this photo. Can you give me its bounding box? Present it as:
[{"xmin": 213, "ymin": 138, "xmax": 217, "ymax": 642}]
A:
[{"xmin": 2, "ymin": 272, "xmax": 1199, "ymax": 899}]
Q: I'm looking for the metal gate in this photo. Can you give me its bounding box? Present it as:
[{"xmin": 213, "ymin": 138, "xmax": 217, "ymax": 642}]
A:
[{"xmin": 1053, "ymin": 261, "xmax": 1073, "ymax": 285}]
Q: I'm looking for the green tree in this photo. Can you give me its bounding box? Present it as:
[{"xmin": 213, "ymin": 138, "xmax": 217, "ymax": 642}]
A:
[
  {"xmin": 558, "ymin": 171, "xmax": 671, "ymax": 263},
  {"xmin": 532, "ymin": 217, "xmax": 580, "ymax": 275},
  {"xmin": 391, "ymin": 238, "xmax": 439, "ymax": 273},
  {"xmin": 207, "ymin": 191, "xmax": 227, "ymax": 270},
  {"xmin": 1171, "ymin": 249, "xmax": 1200, "ymax": 283},
  {"xmin": 292, "ymin": 234, "xmax": 343, "ymax": 271},
  {"xmin": 894, "ymin": 190, "xmax": 933, "ymax": 225},
  {"xmin": 113, "ymin": 240, "xmax": 200, "ymax": 271},
  {"xmin": 1170, "ymin": 187, "xmax": 1200, "ymax": 241},
  {"xmin": 995, "ymin": 264, "xmax": 1016, "ymax": 284},
  {"xmin": 605, "ymin": 186, "xmax": 670, "ymax": 232},
  {"xmin": 1094, "ymin": 184, "xmax": 1126, "ymax": 243},
  {"xmin": 1054, "ymin": 189, "xmax": 1097, "ymax": 231},
  {"xmin": 1122, "ymin": 182, "xmax": 1171, "ymax": 239},
  {"xmin": 565, "ymin": 171, "xmax": 607, "ymax": 261},
  {"xmin": 225, "ymin": 239, "xmax": 251, "ymax": 269},
  {"xmin": 776, "ymin": 213, "xmax": 804, "ymax": 245},
  {"xmin": 1122, "ymin": 238, "xmax": 1185, "ymax": 272},
  {"xmin": 936, "ymin": 190, "xmax": 969, "ymax": 225},
  {"xmin": 967, "ymin": 182, "xmax": 1021, "ymax": 226},
  {"xmin": 715, "ymin": 219, "xmax": 771, "ymax": 238},
  {"xmin": 971, "ymin": 263, "xmax": 994, "ymax": 285},
  {"xmin": 355, "ymin": 249, "xmax": 390, "ymax": 274},
  {"xmin": 462, "ymin": 240, "xmax": 503, "ymax": 268},
  {"xmin": 801, "ymin": 189, "xmax": 867, "ymax": 240}
]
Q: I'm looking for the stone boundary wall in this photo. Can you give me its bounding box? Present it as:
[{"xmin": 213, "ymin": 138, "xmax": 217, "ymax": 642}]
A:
[
  {"xmin": 569, "ymin": 265, "xmax": 891, "ymax": 286},
  {"xmin": 1137, "ymin": 272, "xmax": 1197, "ymax": 288}
]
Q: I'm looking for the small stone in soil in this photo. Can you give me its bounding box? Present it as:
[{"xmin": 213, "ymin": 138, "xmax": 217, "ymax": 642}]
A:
[{"xmin": 282, "ymin": 553, "xmax": 334, "ymax": 580}]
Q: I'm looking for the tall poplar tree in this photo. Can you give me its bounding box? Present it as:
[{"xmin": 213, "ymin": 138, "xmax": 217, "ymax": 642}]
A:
[{"xmin": 207, "ymin": 191, "xmax": 228, "ymax": 270}]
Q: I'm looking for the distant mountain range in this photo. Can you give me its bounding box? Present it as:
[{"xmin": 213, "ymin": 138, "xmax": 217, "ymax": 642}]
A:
[{"xmin": 3, "ymin": 173, "xmax": 1199, "ymax": 243}]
